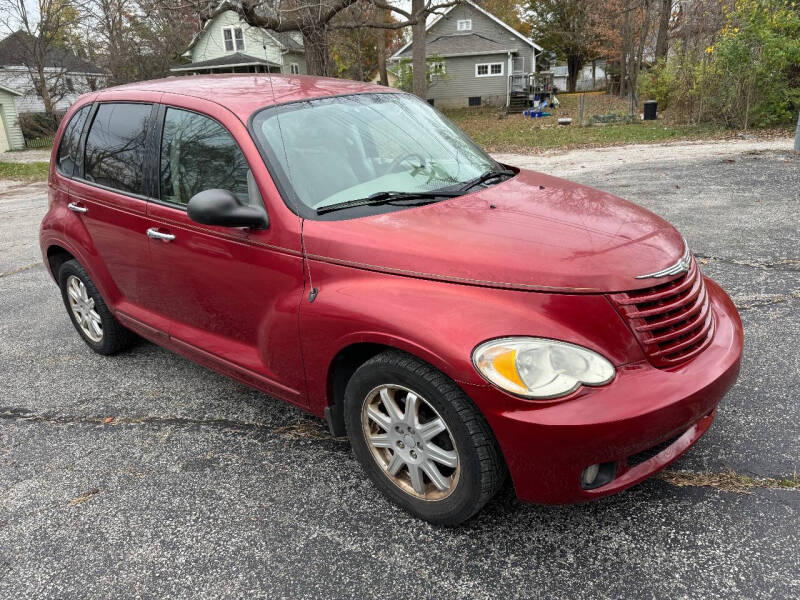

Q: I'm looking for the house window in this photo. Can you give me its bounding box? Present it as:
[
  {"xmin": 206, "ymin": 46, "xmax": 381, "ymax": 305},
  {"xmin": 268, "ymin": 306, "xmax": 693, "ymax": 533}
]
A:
[
  {"xmin": 430, "ymin": 61, "xmax": 445, "ymax": 77},
  {"xmin": 289, "ymin": 63, "xmax": 300, "ymax": 75},
  {"xmin": 66, "ymin": 77, "xmax": 74, "ymax": 92},
  {"xmin": 468, "ymin": 96, "xmax": 481, "ymax": 107},
  {"xmin": 475, "ymin": 62, "xmax": 504, "ymax": 77},
  {"xmin": 222, "ymin": 26, "xmax": 245, "ymax": 52},
  {"xmin": 457, "ymin": 19, "xmax": 472, "ymax": 31},
  {"xmin": 427, "ymin": 99, "xmax": 435, "ymax": 106}
]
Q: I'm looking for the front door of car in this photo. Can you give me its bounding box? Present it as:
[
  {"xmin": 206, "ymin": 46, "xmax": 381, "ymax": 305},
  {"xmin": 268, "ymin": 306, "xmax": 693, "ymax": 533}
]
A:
[{"xmin": 145, "ymin": 104, "xmax": 307, "ymax": 406}]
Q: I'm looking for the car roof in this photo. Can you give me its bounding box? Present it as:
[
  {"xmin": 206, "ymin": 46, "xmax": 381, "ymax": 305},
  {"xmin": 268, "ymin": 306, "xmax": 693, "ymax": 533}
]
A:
[{"xmin": 98, "ymin": 74, "xmax": 402, "ymax": 120}]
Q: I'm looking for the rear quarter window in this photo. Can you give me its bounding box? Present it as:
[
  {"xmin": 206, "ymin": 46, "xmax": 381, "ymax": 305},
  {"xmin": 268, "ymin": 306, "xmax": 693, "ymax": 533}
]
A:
[
  {"xmin": 83, "ymin": 103, "xmax": 153, "ymax": 195},
  {"xmin": 56, "ymin": 105, "xmax": 92, "ymax": 177}
]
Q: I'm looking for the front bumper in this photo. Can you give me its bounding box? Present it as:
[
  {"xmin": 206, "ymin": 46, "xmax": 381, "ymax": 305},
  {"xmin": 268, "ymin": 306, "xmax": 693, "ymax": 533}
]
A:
[{"xmin": 465, "ymin": 277, "xmax": 743, "ymax": 504}]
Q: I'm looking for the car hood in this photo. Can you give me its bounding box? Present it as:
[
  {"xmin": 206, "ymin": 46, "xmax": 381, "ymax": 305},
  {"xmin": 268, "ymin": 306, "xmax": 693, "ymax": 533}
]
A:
[{"xmin": 302, "ymin": 169, "xmax": 686, "ymax": 293}]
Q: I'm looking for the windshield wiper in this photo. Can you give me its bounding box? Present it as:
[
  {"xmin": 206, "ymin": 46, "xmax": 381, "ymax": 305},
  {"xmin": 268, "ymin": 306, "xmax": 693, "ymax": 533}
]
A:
[
  {"xmin": 316, "ymin": 190, "xmax": 462, "ymax": 215},
  {"xmin": 458, "ymin": 169, "xmax": 515, "ymax": 193}
]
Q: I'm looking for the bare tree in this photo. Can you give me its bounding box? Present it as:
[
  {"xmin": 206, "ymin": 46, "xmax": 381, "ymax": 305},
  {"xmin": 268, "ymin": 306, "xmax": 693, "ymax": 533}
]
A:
[
  {"xmin": 331, "ymin": 0, "xmax": 458, "ymax": 97},
  {"xmin": 610, "ymin": 0, "xmax": 657, "ymax": 98},
  {"xmin": 526, "ymin": 0, "xmax": 618, "ymax": 93},
  {"xmin": 178, "ymin": 1, "xmax": 457, "ymax": 97},
  {"xmin": 82, "ymin": 0, "xmax": 199, "ymax": 83},
  {"xmin": 0, "ymin": 0, "xmax": 84, "ymax": 114},
  {"xmin": 653, "ymin": 0, "xmax": 672, "ymax": 59},
  {"xmin": 375, "ymin": 6, "xmax": 389, "ymax": 85}
]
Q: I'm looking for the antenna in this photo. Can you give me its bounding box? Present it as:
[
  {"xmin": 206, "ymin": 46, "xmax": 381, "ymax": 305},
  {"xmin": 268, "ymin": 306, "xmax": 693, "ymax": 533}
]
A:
[{"xmin": 262, "ymin": 39, "xmax": 317, "ymax": 302}]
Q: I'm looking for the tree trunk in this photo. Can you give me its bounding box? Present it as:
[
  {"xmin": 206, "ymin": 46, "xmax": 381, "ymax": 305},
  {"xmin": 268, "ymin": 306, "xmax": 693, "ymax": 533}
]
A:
[
  {"xmin": 35, "ymin": 63, "xmax": 55, "ymax": 114},
  {"xmin": 377, "ymin": 8, "xmax": 388, "ymax": 86},
  {"xmin": 411, "ymin": 0, "xmax": 427, "ymax": 99},
  {"xmin": 619, "ymin": 2, "xmax": 633, "ymax": 97},
  {"xmin": 654, "ymin": 0, "xmax": 671, "ymax": 60},
  {"xmin": 302, "ymin": 26, "xmax": 330, "ymax": 76},
  {"xmin": 567, "ymin": 55, "xmax": 582, "ymax": 93}
]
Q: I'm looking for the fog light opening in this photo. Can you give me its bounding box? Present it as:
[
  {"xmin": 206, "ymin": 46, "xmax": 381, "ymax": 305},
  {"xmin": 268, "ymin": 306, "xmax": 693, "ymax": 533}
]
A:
[
  {"xmin": 581, "ymin": 464, "xmax": 600, "ymax": 487},
  {"xmin": 580, "ymin": 462, "xmax": 616, "ymax": 490}
]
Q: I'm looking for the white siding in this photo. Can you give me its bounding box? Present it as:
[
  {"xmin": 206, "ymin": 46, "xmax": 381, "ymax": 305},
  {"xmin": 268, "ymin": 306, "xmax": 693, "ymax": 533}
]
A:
[
  {"xmin": 191, "ymin": 11, "xmax": 283, "ymax": 66},
  {"xmin": 0, "ymin": 67, "xmax": 103, "ymax": 114},
  {"xmin": 280, "ymin": 52, "xmax": 307, "ymax": 75},
  {"xmin": 0, "ymin": 89, "xmax": 25, "ymax": 150}
]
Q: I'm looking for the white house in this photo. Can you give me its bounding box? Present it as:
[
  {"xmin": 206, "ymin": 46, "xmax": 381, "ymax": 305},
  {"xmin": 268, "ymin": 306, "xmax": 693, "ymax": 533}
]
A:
[
  {"xmin": 172, "ymin": 6, "xmax": 306, "ymax": 76},
  {"xmin": 552, "ymin": 62, "xmax": 608, "ymax": 92},
  {"xmin": 0, "ymin": 31, "xmax": 106, "ymax": 114}
]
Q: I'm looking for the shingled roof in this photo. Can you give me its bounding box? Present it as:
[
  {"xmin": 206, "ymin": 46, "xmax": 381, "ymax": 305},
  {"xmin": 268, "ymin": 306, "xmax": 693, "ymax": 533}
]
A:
[
  {"xmin": 170, "ymin": 52, "xmax": 281, "ymax": 72},
  {"xmin": 0, "ymin": 31, "xmax": 104, "ymax": 74}
]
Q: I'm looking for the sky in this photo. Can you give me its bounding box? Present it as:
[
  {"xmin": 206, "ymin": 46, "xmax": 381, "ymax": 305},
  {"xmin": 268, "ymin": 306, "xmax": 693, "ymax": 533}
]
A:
[{"xmin": 1, "ymin": 0, "xmax": 427, "ymax": 38}]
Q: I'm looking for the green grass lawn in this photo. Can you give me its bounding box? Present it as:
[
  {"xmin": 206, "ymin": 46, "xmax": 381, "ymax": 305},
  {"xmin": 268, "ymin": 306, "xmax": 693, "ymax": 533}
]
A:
[
  {"xmin": 443, "ymin": 93, "xmax": 792, "ymax": 153},
  {"xmin": 0, "ymin": 161, "xmax": 50, "ymax": 182}
]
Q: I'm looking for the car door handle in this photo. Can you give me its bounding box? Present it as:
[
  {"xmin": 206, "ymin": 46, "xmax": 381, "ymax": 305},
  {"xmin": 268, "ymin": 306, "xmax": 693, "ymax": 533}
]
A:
[
  {"xmin": 146, "ymin": 228, "xmax": 176, "ymax": 242},
  {"xmin": 67, "ymin": 202, "xmax": 88, "ymax": 214}
]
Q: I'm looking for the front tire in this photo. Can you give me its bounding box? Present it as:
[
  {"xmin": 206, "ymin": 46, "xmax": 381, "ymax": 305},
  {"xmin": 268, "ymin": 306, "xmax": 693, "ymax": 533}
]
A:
[
  {"xmin": 58, "ymin": 259, "xmax": 135, "ymax": 355},
  {"xmin": 344, "ymin": 350, "xmax": 506, "ymax": 526}
]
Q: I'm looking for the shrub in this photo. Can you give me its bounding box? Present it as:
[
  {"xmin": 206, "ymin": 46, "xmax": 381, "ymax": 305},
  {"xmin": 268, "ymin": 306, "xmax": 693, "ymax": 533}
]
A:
[
  {"xmin": 18, "ymin": 111, "xmax": 64, "ymax": 141},
  {"xmin": 639, "ymin": 0, "xmax": 800, "ymax": 128}
]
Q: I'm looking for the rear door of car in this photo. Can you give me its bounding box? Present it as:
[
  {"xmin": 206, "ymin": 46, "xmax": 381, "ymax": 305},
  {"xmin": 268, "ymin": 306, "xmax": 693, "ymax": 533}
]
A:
[
  {"xmin": 68, "ymin": 91, "xmax": 167, "ymax": 338},
  {"xmin": 144, "ymin": 96, "xmax": 307, "ymax": 407}
]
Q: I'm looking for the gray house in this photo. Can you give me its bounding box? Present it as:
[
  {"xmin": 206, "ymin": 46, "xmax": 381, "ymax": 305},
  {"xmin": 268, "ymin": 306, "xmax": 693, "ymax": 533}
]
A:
[
  {"xmin": 390, "ymin": 0, "xmax": 543, "ymax": 108},
  {"xmin": 172, "ymin": 5, "xmax": 306, "ymax": 76}
]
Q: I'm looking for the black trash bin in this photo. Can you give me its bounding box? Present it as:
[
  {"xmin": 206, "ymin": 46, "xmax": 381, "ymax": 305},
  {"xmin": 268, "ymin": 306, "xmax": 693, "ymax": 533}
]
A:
[{"xmin": 643, "ymin": 100, "xmax": 658, "ymax": 120}]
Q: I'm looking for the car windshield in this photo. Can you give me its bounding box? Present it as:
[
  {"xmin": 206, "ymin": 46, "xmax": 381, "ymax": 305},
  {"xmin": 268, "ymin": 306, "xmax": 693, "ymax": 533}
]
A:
[{"xmin": 250, "ymin": 93, "xmax": 499, "ymax": 216}]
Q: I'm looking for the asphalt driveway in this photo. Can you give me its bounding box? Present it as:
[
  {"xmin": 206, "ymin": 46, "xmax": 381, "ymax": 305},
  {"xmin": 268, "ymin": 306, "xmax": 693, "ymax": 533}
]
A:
[{"xmin": 1, "ymin": 139, "xmax": 798, "ymax": 599}]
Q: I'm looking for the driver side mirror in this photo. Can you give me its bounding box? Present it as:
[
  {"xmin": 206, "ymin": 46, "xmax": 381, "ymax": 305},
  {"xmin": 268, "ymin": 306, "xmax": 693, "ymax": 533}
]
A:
[{"xmin": 187, "ymin": 189, "xmax": 268, "ymax": 229}]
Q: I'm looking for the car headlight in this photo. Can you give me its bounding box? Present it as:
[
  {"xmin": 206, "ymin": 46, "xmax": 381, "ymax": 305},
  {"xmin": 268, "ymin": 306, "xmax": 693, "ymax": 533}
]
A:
[{"xmin": 472, "ymin": 337, "xmax": 615, "ymax": 399}]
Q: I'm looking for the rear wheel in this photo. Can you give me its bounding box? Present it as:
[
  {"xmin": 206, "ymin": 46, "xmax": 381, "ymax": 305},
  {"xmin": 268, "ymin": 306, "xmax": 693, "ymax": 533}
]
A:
[
  {"xmin": 344, "ymin": 350, "xmax": 505, "ymax": 525},
  {"xmin": 58, "ymin": 259, "xmax": 135, "ymax": 355}
]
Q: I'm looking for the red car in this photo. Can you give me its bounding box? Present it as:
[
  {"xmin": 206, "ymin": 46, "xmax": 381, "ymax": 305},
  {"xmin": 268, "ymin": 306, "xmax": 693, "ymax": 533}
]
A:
[{"xmin": 40, "ymin": 75, "xmax": 743, "ymax": 525}]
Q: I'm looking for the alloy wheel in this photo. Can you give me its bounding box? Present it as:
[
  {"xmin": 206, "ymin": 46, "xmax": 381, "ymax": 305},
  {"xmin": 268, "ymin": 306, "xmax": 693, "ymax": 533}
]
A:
[
  {"xmin": 66, "ymin": 275, "xmax": 103, "ymax": 342},
  {"xmin": 361, "ymin": 384, "xmax": 460, "ymax": 500}
]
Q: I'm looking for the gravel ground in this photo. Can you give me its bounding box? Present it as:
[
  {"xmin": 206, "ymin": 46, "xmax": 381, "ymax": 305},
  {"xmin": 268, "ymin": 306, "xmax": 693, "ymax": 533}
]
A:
[
  {"xmin": 1, "ymin": 139, "xmax": 798, "ymax": 599},
  {"xmin": 0, "ymin": 149, "xmax": 52, "ymax": 163}
]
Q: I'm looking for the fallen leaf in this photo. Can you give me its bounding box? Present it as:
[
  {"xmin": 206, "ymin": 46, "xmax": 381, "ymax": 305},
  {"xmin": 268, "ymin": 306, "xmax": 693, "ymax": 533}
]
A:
[
  {"xmin": 104, "ymin": 417, "xmax": 113, "ymax": 424},
  {"xmin": 70, "ymin": 488, "xmax": 100, "ymax": 506}
]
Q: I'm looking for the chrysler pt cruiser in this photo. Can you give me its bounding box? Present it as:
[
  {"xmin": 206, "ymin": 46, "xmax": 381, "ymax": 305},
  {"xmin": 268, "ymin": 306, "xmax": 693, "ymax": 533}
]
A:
[{"xmin": 41, "ymin": 75, "xmax": 743, "ymax": 525}]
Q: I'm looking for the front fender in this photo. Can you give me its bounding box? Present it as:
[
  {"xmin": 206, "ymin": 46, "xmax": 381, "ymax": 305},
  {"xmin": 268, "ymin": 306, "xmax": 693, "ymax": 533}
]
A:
[{"xmin": 299, "ymin": 260, "xmax": 645, "ymax": 417}]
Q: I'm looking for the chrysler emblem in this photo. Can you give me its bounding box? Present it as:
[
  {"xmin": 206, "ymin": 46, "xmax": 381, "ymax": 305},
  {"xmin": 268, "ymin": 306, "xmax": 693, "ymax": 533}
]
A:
[{"xmin": 635, "ymin": 243, "xmax": 691, "ymax": 279}]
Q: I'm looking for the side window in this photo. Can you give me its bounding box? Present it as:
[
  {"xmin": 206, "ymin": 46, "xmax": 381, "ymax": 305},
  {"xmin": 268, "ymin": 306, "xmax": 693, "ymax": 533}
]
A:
[
  {"xmin": 56, "ymin": 105, "xmax": 91, "ymax": 176},
  {"xmin": 159, "ymin": 107, "xmax": 251, "ymax": 207},
  {"xmin": 84, "ymin": 103, "xmax": 153, "ymax": 195}
]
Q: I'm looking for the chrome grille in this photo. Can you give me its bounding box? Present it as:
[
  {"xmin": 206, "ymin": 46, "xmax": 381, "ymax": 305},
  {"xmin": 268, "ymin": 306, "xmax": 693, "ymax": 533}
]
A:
[{"xmin": 609, "ymin": 258, "xmax": 714, "ymax": 367}]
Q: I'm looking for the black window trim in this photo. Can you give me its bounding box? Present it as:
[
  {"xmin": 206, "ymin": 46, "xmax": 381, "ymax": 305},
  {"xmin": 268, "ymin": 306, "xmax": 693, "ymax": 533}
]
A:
[
  {"xmin": 74, "ymin": 100, "xmax": 161, "ymax": 201},
  {"xmin": 55, "ymin": 103, "xmax": 93, "ymax": 179},
  {"xmin": 151, "ymin": 102, "xmax": 268, "ymax": 219}
]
